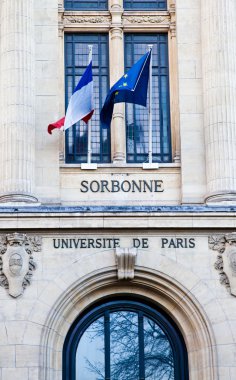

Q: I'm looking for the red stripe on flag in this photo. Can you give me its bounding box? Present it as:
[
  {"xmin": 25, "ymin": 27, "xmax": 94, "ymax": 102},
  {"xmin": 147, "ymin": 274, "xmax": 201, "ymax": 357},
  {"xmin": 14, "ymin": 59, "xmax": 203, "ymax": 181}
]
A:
[
  {"xmin": 82, "ymin": 109, "xmax": 94, "ymax": 124},
  {"xmin": 47, "ymin": 117, "xmax": 65, "ymax": 134}
]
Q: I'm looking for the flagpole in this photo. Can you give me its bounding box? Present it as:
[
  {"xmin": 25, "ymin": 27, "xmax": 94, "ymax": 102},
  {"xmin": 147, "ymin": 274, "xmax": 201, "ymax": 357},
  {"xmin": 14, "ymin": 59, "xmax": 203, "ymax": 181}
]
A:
[
  {"xmin": 148, "ymin": 44, "xmax": 153, "ymax": 164},
  {"xmin": 87, "ymin": 45, "xmax": 93, "ymax": 164}
]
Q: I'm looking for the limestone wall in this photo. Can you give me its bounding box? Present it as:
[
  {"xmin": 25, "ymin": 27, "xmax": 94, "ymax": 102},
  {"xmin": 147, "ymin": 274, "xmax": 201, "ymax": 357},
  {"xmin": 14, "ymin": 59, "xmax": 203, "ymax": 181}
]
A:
[{"xmin": 0, "ymin": 220, "xmax": 236, "ymax": 379}]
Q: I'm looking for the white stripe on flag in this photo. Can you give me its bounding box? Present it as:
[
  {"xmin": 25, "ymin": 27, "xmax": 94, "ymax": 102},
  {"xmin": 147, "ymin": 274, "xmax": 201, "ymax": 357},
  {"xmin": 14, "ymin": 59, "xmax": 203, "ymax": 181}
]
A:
[{"xmin": 64, "ymin": 81, "xmax": 94, "ymax": 131}]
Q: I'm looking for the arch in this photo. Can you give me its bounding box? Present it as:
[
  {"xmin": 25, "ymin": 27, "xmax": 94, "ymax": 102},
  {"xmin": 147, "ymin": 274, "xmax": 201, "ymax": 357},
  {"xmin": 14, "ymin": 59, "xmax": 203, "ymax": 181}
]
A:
[
  {"xmin": 63, "ymin": 297, "xmax": 189, "ymax": 379},
  {"xmin": 40, "ymin": 265, "xmax": 218, "ymax": 380}
]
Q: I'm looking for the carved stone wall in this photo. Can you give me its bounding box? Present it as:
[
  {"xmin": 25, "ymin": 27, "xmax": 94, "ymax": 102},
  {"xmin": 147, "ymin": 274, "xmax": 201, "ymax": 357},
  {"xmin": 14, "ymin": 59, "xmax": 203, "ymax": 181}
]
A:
[
  {"xmin": 0, "ymin": 233, "xmax": 41, "ymax": 297},
  {"xmin": 209, "ymin": 233, "xmax": 236, "ymax": 296}
]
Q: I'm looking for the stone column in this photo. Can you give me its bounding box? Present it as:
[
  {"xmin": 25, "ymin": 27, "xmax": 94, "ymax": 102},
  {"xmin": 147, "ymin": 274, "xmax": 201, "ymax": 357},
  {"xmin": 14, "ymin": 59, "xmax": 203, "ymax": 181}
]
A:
[
  {"xmin": 0, "ymin": 0, "xmax": 38, "ymax": 203},
  {"xmin": 201, "ymin": 0, "xmax": 236, "ymax": 203},
  {"xmin": 109, "ymin": 0, "xmax": 126, "ymax": 162}
]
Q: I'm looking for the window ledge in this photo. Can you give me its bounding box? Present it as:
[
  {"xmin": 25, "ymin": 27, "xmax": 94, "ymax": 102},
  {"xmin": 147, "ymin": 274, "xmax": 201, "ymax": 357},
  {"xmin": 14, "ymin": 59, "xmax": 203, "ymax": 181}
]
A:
[{"xmin": 60, "ymin": 163, "xmax": 181, "ymax": 169}]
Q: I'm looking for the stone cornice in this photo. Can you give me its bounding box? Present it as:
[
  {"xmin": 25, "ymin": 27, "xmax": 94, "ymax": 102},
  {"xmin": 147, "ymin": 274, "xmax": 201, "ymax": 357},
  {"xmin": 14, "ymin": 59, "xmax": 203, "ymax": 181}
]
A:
[{"xmin": 0, "ymin": 206, "xmax": 235, "ymax": 229}]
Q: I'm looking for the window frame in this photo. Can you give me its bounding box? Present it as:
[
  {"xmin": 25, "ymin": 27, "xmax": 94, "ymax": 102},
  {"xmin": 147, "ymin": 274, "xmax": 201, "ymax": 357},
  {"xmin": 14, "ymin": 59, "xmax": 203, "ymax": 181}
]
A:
[
  {"xmin": 61, "ymin": 1, "xmax": 179, "ymax": 166},
  {"xmin": 64, "ymin": 33, "xmax": 111, "ymax": 164},
  {"xmin": 63, "ymin": 298, "xmax": 189, "ymax": 380},
  {"xmin": 124, "ymin": 0, "xmax": 167, "ymax": 11},
  {"xmin": 125, "ymin": 33, "xmax": 172, "ymax": 163},
  {"xmin": 64, "ymin": 0, "xmax": 108, "ymax": 11}
]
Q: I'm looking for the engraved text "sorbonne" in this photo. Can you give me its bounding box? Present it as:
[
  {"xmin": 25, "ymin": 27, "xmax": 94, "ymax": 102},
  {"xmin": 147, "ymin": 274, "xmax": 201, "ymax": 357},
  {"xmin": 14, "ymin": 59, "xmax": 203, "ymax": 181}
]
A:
[{"xmin": 80, "ymin": 180, "xmax": 164, "ymax": 193}]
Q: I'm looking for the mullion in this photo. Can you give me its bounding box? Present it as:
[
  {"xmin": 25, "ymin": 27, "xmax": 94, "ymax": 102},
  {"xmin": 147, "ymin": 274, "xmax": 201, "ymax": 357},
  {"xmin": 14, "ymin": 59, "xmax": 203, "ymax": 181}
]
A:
[
  {"xmin": 139, "ymin": 312, "xmax": 145, "ymax": 380},
  {"xmin": 104, "ymin": 311, "xmax": 111, "ymax": 380}
]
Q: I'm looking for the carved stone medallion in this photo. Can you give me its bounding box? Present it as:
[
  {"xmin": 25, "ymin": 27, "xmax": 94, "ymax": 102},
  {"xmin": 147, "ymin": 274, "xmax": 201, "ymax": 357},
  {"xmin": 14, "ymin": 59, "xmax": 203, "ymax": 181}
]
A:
[
  {"xmin": 0, "ymin": 233, "xmax": 42, "ymax": 298},
  {"xmin": 209, "ymin": 233, "xmax": 236, "ymax": 296}
]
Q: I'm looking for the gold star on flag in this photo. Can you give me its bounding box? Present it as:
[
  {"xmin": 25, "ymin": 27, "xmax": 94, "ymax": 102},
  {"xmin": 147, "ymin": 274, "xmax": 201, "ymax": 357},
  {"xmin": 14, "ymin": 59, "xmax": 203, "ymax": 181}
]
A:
[
  {"xmin": 123, "ymin": 83, "xmax": 128, "ymax": 87},
  {"xmin": 115, "ymin": 91, "xmax": 119, "ymax": 96},
  {"xmin": 124, "ymin": 74, "xmax": 128, "ymax": 78}
]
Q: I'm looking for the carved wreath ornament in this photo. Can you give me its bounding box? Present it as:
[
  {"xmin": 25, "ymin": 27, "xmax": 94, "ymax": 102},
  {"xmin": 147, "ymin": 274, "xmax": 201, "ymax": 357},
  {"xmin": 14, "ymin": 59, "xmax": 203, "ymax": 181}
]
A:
[
  {"xmin": 209, "ymin": 233, "xmax": 236, "ymax": 296},
  {"xmin": 0, "ymin": 233, "xmax": 41, "ymax": 298}
]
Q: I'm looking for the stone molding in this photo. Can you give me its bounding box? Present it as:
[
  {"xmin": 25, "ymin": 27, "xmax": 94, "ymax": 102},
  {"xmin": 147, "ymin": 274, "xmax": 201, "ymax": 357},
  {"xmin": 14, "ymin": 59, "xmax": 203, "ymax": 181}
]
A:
[
  {"xmin": 115, "ymin": 247, "xmax": 137, "ymax": 279},
  {"xmin": 40, "ymin": 263, "xmax": 217, "ymax": 380},
  {"xmin": 64, "ymin": 15, "xmax": 110, "ymax": 24},
  {"xmin": 62, "ymin": 11, "xmax": 171, "ymax": 32},
  {"xmin": 0, "ymin": 194, "xmax": 38, "ymax": 205},
  {"xmin": 209, "ymin": 233, "xmax": 236, "ymax": 296},
  {"xmin": 122, "ymin": 13, "xmax": 171, "ymax": 32},
  {"xmin": 62, "ymin": 12, "xmax": 111, "ymax": 30},
  {"xmin": 0, "ymin": 233, "xmax": 42, "ymax": 297}
]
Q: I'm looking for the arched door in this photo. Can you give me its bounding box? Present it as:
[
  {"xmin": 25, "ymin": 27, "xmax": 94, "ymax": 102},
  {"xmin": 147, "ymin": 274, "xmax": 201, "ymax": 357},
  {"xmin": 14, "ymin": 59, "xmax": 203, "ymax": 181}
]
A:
[{"xmin": 63, "ymin": 299, "xmax": 189, "ymax": 380}]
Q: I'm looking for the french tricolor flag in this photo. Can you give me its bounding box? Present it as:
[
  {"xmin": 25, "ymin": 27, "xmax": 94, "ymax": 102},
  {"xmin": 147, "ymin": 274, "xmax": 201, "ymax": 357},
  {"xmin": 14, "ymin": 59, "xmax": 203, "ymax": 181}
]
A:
[{"xmin": 48, "ymin": 61, "xmax": 94, "ymax": 134}]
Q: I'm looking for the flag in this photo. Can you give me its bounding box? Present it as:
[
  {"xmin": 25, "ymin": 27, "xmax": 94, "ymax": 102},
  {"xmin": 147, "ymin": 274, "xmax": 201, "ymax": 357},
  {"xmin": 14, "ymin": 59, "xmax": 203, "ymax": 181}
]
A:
[
  {"xmin": 100, "ymin": 50, "xmax": 151, "ymax": 129},
  {"xmin": 48, "ymin": 61, "xmax": 94, "ymax": 134}
]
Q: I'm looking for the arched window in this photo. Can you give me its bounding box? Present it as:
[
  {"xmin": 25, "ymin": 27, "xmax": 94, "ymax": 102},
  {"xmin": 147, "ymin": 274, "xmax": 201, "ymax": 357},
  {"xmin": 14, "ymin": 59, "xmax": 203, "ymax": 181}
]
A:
[{"xmin": 63, "ymin": 299, "xmax": 189, "ymax": 380}]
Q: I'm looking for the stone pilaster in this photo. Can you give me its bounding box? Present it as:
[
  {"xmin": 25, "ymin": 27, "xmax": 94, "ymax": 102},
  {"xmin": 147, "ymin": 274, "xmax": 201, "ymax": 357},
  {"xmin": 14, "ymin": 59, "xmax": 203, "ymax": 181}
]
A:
[
  {"xmin": 109, "ymin": 0, "xmax": 126, "ymax": 162},
  {"xmin": 169, "ymin": 0, "xmax": 180, "ymax": 163},
  {"xmin": 201, "ymin": 0, "xmax": 236, "ymax": 203},
  {"xmin": 0, "ymin": 0, "xmax": 37, "ymax": 203}
]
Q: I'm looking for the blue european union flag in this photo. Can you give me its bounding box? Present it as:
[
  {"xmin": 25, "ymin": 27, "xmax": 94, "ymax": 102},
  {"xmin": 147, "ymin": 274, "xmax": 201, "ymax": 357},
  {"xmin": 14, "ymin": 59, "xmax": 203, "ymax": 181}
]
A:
[{"xmin": 100, "ymin": 50, "xmax": 151, "ymax": 129}]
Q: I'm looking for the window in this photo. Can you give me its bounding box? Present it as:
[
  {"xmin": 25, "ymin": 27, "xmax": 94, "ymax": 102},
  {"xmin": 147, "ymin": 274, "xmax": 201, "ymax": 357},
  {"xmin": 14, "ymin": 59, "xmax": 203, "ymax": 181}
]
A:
[
  {"xmin": 65, "ymin": 34, "xmax": 110, "ymax": 163},
  {"xmin": 65, "ymin": 0, "xmax": 108, "ymax": 10},
  {"xmin": 124, "ymin": 0, "xmax": 167, "ymax": 10},
  {"xmin": 63, "ymin": 2, "xmax": 173, "ymax": 165},
  {"xmin": 125, "ymin": 34, "xmax": 171, "ymax": 163},
  {"xmin": 63, "ymin": 299, "xmax": 189, "ymax": 380}
]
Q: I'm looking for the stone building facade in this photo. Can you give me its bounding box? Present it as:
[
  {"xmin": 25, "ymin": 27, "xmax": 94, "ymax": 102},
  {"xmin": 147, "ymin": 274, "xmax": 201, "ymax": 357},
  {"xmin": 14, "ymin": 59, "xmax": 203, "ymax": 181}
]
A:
[{"xmin": 0, "ymin": 0, "xmax": 236, "ymax": 379}]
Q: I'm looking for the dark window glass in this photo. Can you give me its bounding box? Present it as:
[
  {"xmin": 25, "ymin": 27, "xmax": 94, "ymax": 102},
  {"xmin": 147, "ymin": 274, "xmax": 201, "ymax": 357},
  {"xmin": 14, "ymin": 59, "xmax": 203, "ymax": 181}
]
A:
[
  {"xmin": 63, "ymin": 300, "xmax": 189, "ymax": 380},
  {"xmin": 65, "ymin": 34, "xmax": 110, "ymax": 163},
  {"xmin": 65, "ymin": 0, "xmax": 108, "ymax": 10},
  {"xmin": 125, "ymin": 34, "xmax": 171, "ymax": 163},
  {"xmin": 124, "ymin": 0, "xmax": 167, "ymax": 10}
]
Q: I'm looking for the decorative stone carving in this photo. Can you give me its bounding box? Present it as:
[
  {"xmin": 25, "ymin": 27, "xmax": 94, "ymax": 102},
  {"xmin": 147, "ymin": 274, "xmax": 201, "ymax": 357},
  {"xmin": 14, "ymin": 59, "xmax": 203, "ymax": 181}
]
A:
[
  {"xmin": 58, "ymin": 0, "xmax": 64, "ymax": 12},
  {"xmin": 64, "ymin": 16, "xmax": 111, "ymax": 24},
  {"xmin": 169, "ymin": 1, "xmax": 176, "ymax": 38},
  {"xmin": 115, "ymin": 248, "xmax": 137, "ymax": 280},
  {"xmin": 123, "ymin": 15, "xmax": 170, "ymax": 25},
  {"xmin": 0, "ymin": 233, "xmax": 41, "ymax": 298},
  {"xmin": 209, "ymin": 233, "xmax": 236, "ymax": 296}
]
